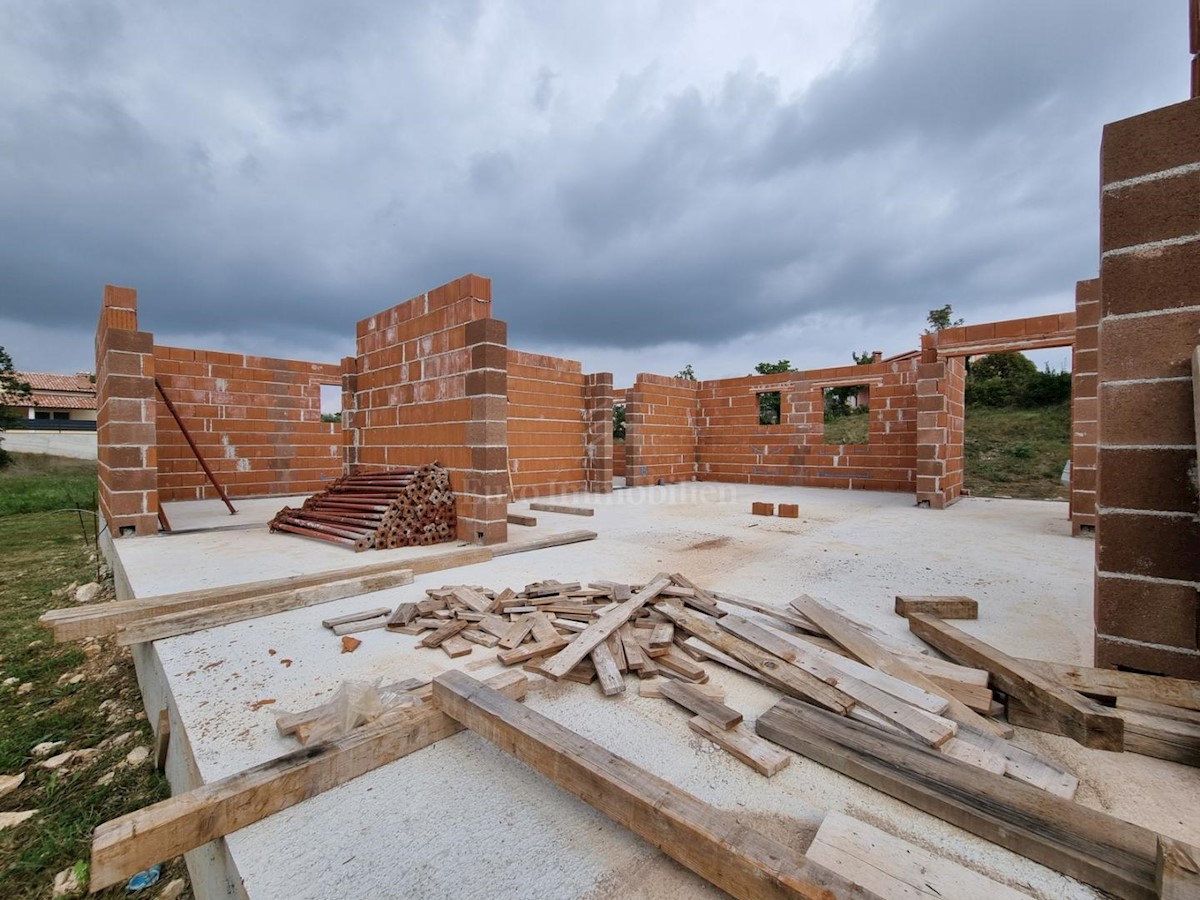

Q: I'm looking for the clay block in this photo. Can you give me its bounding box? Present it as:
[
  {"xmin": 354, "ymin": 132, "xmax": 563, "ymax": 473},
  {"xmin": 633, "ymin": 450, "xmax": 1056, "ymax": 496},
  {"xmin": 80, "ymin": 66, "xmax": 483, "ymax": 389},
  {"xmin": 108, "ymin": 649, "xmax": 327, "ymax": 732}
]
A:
[
  {"xmin": 751, "ymin": 502, "xmax": 774, "ymax": 516},
  {"xmin": 777, "ymin": 503, "xmax": 799, "ymax": 518}
]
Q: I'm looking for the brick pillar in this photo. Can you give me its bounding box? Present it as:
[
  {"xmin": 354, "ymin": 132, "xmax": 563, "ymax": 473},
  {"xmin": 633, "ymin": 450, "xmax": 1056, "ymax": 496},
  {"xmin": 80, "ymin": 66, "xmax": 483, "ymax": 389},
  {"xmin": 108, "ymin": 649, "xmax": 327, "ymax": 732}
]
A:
[
  {"xmin": 340, "ymin": 355, "xmax": 358, "ymax": 474},
  {"xmin": 1094, "ymin": 96, "xmax": 1200, "ymax": 678},
  {"xmin": 583, "ymin": 372, "xmax": 614, "ymax": 493},
  {"xmin": 1070, "ymin": 279, "xmax": 1100, "ymax": 535},
  {"xmin": 463, "ymin": 318, "xmax": 509, "ymax": 545},
  {"xmin": 914, "ymin": 355, "xmax": 965, "ymax": 509},
  {"xmin": 95, "ymin": 285, "xmax": 158, "ymax": 537}
]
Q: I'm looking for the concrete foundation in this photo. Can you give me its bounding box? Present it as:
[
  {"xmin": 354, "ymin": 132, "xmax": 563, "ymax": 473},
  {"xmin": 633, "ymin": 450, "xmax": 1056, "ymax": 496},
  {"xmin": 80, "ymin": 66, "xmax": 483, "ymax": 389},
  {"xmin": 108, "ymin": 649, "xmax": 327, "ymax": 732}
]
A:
[{"xmin": 109, "ymin": 485, "xmax": 1200, "ymax": 900}]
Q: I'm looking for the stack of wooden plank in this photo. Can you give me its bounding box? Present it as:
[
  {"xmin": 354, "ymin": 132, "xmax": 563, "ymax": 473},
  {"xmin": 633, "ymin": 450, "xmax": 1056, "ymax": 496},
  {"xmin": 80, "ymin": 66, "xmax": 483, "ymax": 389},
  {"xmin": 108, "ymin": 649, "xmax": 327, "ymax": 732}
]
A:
[{"xmin": 269, "ymin": 463, "xmax": 456, "ymax": 551}]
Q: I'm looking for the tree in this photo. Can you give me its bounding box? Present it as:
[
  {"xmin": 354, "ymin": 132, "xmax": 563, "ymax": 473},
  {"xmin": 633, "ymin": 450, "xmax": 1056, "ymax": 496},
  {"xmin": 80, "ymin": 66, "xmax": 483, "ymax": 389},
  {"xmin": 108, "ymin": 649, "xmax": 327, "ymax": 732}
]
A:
[
  {"xmin": 851, "ymin": 351, "xmax": 874, "ymax": 365},
  {"xmin": 753, "ymin": 360, "xmax": 793, "ymax": 376},
  {"xmin": 925, "ymin": 304, "xmax": 963, "ymax": 332},
  {"xmin": 969, "ymin": 352, "xmax": 1037, "ymax": 381},
  {"xmin": 0, "ymin": 346, "xmax": 31, "ymax": 467},
  {"xmin": 677, "ymin": 363, "xmax": 696, "ymax": 381},
  {"xmin": 612, "ymin": 403, "xmax": 626, "ymax": 440}
]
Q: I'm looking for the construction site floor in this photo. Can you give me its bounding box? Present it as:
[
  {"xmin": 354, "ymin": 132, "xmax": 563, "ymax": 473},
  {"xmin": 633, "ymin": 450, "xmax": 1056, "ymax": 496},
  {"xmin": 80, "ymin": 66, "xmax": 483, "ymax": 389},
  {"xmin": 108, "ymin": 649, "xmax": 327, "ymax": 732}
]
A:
[{"xmin": 110, "ymin": 483, "xmax": 1200, "ymax": 899}]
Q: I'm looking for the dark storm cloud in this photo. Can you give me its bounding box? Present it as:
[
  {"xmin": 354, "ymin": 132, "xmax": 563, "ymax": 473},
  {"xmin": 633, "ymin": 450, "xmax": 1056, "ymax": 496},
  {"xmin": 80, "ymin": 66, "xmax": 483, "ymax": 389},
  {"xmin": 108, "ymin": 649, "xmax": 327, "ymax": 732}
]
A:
[{"xmin": 0, "ymin": 1, "xmax": 1186, "ymax": 377}]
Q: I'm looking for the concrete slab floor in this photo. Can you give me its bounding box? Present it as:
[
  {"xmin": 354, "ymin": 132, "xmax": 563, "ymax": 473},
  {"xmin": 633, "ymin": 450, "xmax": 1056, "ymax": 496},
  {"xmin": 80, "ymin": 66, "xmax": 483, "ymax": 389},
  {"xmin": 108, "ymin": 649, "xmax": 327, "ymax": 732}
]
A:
[{"xmin": 112, "ymin": 484, "xmax": 1200, "ymax": 900}]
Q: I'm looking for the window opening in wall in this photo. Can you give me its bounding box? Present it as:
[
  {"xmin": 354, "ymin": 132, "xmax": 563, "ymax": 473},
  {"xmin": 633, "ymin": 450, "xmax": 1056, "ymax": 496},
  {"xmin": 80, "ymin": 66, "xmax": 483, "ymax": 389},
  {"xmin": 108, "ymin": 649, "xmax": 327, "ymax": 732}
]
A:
[
  {"xmin": 823, "ymin": 384, "xmax": 870, "ymax": 446},
  {"xmin": 319, "ymin": 383, "xmax": 342, "ymax": 423},
  {"xmin": 757, "ymin": 391, "xmax": 781, "ymax": 425}
]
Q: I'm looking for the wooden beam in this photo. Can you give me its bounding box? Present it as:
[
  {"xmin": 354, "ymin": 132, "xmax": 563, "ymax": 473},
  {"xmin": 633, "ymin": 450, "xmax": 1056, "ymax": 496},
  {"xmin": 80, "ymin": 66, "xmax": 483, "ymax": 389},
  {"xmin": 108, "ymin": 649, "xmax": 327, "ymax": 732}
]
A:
[
  {"xmin": 431, "ymin": 670, "xmax": 867, "ymax": 899},
  {"xmin": 789, "ymin": 596, "xmax": 1012, "ymax": 740},
  {"xmin": 536, "ymin": 578, "xmax": 671, "ymax": 680},
  {"xmin": 687, "ymin": 717, "xmax": 790, "ymax": 776},
  {"xmin": 757, "ymin": 697, "xmax": 1159, "ymax": 900},
  {"xmin": 1009, "ymin": 698, "xmax": 1200, "ymax": 767},
  {"xmin": 491, "ymin": 529, "xmax": 598, "ymax": 556},
  {"xmin": 655, "ymin": 604, "xmax": 855, "ymax": 715},
  {"xmin": 807, "ymin": 812, "xmax": 1032, "ymax": 900},
  {"xmin": 1158, "ymin": 834, "xmax": 1200, "ymax": 900},
  {"xmin": 894, "ymin": 595, "xmax": 978, "ymax": 619},
  {"xmin": 906, "ymin": 613, "xmax": 1123, "ymax": 751},
  {"xmin": 115, "ymin": 571, "xmax": 414, "ymax": 645},
  {"xmin": 507, "ymin": 513, "xmax": 537, "ymax": 526},
  {"xmin": 528, "ymin": 503, "xmax": 594, "ymax": 516},
  {"xmin": 1019, "ymin": 659, "xmax": 1200, "ymax": 713},
  {"xmin": 89, "ymin": 671, "xmax": 529, "ymax": 892}
]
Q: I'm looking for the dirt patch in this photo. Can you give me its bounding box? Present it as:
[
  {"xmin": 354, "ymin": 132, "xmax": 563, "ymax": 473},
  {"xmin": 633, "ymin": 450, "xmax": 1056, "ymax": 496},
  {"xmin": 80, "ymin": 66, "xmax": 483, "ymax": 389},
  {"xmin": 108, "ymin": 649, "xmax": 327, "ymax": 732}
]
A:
[{"xmin": 686, "ymin": 537, "xmax": 732, "ymax": 551}]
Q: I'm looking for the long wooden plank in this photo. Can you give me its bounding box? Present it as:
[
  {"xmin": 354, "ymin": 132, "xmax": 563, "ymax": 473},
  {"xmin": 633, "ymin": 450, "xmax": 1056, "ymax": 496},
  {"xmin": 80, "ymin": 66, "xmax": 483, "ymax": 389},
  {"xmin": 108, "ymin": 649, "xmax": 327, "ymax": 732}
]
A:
[
  {"xmin": 115, "ymin": 571, "xmax": 415, "ymax": 645},
  {"xmin": 894, "ymin": 595, "xmax": 978, "ymax": 619},
  {"xmin": 491, "ymin": 529, "xmax": 598, "ymax": 556},
  {"xmin": 1019, "ymin": 659, "xmax": 1200, "ymax": 712},
  {"xmin": 906, "ymin": 613, "xmax": 1123, "ymax": 751},
  {"xmin": 431, "ymin": 671, "xmax": 865, "ymax": 899},
  {"xmin": 656, "ymin": 604, "xmax": 855, "ymax": 714},
  {"xmin": 717, "ymin": 614, "xmax": 955, "ymax": 747},
  {"xmin": 756, "ymin": 697, "xmax": 1159, "ymax": 900},
  {"xmin": 789, "ymin": 596, "xmax": 1012, "ymax": 740},
  {"xmin": 1159, "ymin": 834, "xmax": 1200, "ymax": 900},
  {"xmin": 537, "ymin": 578, "xmax": 671, "ymax": 680},
  {"xmin": 807, "ymin": 812, "xmax": 1032, "ymax": 899},
  {"xmin": 89, "ymin": 672, "xmax": 529, "ymax": 892},
  {"xmin": 44, "ymin": 567, "xmax": 418, "ymax": 642},
  {"xmin": 528, "ymin": 503, "xmax": 594, "ymax": 516}
]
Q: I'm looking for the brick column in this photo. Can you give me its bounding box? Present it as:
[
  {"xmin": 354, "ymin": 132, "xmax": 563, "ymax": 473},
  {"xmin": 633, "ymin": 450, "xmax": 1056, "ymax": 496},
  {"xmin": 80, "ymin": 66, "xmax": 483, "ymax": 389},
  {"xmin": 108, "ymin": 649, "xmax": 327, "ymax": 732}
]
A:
[
  {"xmin": 583, "ymin": 372, "xmax": 614, "ymax": 493},
  {"xmin": 1070, "ymin": 279, "xmax": 1100, "ymax": 535},
  {"xmin": 95, "ymin": 285, "xmax": 158, "ymax": 537},
  {"xmin": 1094, "ymin": 97, "xmax": 1200, "ymax": 678},
  {"xmin": 463, "ymin": 318, "xmax": 509, "ymax": 544},
  {"xmin": 340, "ymin": 355, "xmax": 358, "ymax": 474},
  {"xmin": 914, "ymin": 355, "xmax": 965, "ymax": 509}
]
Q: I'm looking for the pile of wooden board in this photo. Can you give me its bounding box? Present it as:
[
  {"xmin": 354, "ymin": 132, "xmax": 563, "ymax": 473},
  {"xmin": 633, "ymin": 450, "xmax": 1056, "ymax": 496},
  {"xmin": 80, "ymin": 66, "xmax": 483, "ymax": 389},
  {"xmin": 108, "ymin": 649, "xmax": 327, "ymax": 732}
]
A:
[{"xmin": 269, "ymin": 463, "xmax": 456, "ymax": 551}]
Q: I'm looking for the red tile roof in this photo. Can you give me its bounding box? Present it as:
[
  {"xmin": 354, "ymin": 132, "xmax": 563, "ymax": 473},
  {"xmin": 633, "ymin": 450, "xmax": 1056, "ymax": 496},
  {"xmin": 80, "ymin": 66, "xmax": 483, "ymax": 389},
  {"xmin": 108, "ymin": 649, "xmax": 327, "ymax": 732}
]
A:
[
  {"xmin": 19, "ymin": 372, "xmax": 95, "ymax": 392},
  {"xmin": 3, "ymin": 372, "xmax": 97, "ymax": 409}
]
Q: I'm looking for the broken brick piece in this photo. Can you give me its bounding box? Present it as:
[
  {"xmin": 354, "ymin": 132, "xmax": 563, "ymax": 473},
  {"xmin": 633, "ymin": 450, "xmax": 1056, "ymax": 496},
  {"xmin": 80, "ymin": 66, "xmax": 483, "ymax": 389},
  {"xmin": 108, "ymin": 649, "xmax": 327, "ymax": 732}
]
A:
[{"xmin": 341, "ymin": 636, "xmax": 362, "ymax": 654}]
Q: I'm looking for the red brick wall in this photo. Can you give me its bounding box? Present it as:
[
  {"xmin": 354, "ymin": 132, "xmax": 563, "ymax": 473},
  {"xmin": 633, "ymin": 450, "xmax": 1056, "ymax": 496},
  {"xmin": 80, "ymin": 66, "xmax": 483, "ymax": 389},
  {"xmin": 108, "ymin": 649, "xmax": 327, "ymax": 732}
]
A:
[
  {"xmin": 1070, "ymin": 279, "xmax": 1100, "ymax": 534},
  {"xmin": 349, "ymin": 275, "xmax": 509, "ymax": 544},
  {"xmin": 696, "ymin": 360, "xmax": 920, "ymax": 491},
  {"xmin": 613, "ymin": 441, "xmax": 626, "ymax": 478},
  {"xmin": 914, "ymin": 357, "xmax": 966, "ymax": 508},
  {"xmin": 153, "ymin": 348, "xmax": 342, "ymax": 501},
  {"xmin": 583, "ymin": 372, "xmax": 614, "ymax": 493},
  {"xmin": 1094, "ymin": 96, "xmax": 1200, "ymax": 678},
  {"xmin": 506, "ymin": 349, "xmax": 587, "ymax": 496},
  {"xmin": 625, "ymin": 374, "xmax": 700, "ymax": 486},
  {"xmin": 921, "ymin": 314, "xmax": 1076, "ymax": 357},
  {"xmin": 95, "ymin": 285, "xmax": 158, "ymax": 537}
]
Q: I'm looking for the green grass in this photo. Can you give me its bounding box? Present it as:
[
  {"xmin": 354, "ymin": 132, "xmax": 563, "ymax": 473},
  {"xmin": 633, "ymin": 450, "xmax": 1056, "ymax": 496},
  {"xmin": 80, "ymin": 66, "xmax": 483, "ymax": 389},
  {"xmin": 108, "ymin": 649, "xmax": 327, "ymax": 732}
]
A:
[
  {"xmin": 964, "ymin": 402, "xmax": 1072, "ymax": 500},
  {"xmin": 0, "ymin": 453, "xmax": 97, "ymax": 517},
  {"xmin": 823, "ymin": 411, "xmax": 870, "ymax": 445},
  {"xmin": 0, "ymin": 462, "xmax": 189, "ymax": 897}
]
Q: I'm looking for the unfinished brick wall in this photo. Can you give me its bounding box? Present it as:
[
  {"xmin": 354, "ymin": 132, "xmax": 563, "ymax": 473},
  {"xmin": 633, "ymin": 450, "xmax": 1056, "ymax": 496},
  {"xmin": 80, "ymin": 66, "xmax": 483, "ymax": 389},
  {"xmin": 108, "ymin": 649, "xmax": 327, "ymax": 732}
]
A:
[
  {"xmin": 583, "ymin": 373, "xmax": 614, "ymax": 493},
  {"xmin": 349, "ymin": 275, "xmax": 509, "ymax": 544},
  {"xmin": 1093, "ymin": 96, "xmax": 1200, "ymax": 678},
  {"xmin": 624, "ymin": 374, "xmax": 700, "ymax": 486},
  {"xmin": 506, "ymin": 350, "xmax": 588, "ymax": 496},
  {"xmin": 1070, "ymin": 280, "xmax": 1100, "ymax": 534},
  {"xmin": 153, "ymin": 348, "xmax": 341, "ymax": 501},
  {"xmin": 696, "ymin": 360, "xmax": 921, "ymax": 491},
  {"xmin": 95, "ymin": 285, "xmax": 158, "ymax": 537}
]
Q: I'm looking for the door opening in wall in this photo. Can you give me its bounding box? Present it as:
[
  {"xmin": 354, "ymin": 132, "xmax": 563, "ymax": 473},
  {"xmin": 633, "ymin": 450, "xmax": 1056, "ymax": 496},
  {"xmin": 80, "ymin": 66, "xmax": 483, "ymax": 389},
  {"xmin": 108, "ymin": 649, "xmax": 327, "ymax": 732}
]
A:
[
  {"xmin": 961, "ymin": 351, "xmax": 1072, "ymax": 501},
  {"xmin": 822, "ymin": 385, "xmax": 870, "ymax": 447}
]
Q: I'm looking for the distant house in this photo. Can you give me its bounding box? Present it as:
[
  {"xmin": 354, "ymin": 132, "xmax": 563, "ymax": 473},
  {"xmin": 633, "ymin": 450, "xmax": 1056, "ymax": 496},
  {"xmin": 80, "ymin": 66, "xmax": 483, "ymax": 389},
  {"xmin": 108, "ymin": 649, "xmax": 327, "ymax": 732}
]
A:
[{"xmin": 5, "ymin": 372, "xmax": 97, "ymax": 429}]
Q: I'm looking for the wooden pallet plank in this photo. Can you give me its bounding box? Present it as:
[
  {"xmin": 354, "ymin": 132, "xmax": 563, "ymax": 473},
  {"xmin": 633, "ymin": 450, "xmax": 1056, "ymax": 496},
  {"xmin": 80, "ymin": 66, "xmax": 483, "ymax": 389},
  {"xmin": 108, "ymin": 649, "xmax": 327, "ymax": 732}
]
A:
[
  {"xmin": 688, "ymin": 716, "xmax": 790, "ymax": 776},
  {"xmin": 430, "ymin": 671, "xmax": 856, "ymax": 899},
  {"xmin": 906, "ymin": 613, "xmax": 1123, "ymax": 751},
  {"xmin": 537, "ymin": 578, "xmax": 671, "ymax": 680},
  {"xmin": 1158, "ymin": 834, "xmax": 1200, "ymax": 900},
  {"xmin": 894, "ymin": 595, "xmax": 978, "ymax": 620},
  {"xmin": 528, "ymin": 503, "xmax": 594, "ymax": 516},
  {"xmin": 590, "ymin": 641, "xmax": 625, "ymax": 696},
  {"xmin": 807, "ymin": 812, "xmax": 1031, "ymax": 899},
  {"xmin": 89, "ymin": 672, "xmax": 528, "ymax": 892},
  {"xmin": 757, "ymin": 697, "xmax": 1158, "ymax": 900},
  {"xmin": 1019, "ymin": 660, "xmax": 1200, "ymax": 712},
  {"xmin": 658, "ymin": 680, "xmax": 742, "ymax": 729}
]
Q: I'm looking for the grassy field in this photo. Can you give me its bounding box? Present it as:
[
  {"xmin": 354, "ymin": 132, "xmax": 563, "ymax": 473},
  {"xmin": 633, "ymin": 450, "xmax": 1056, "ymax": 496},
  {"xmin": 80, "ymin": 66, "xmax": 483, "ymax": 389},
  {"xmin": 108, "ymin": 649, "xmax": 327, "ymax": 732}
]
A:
[
  {"xmin": 0, "ymin": 453, "xmax": 190, "ymax": 898},
  {"xmin": 964, "ymin": 402, "xmax": 1072, "ymax": 500}
]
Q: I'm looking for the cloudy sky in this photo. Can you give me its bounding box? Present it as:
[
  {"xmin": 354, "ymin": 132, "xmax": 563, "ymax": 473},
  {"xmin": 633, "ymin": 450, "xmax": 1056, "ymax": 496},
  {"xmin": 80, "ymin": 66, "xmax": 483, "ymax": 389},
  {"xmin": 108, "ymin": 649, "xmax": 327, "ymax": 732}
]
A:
[{"xmin": 0, "ymin": 2, "xmax": 1186, "ymax": 389}]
